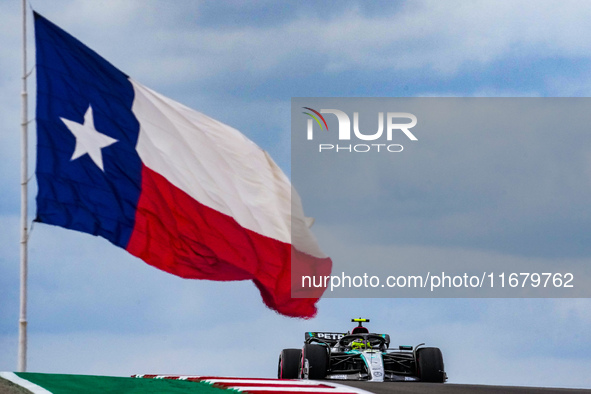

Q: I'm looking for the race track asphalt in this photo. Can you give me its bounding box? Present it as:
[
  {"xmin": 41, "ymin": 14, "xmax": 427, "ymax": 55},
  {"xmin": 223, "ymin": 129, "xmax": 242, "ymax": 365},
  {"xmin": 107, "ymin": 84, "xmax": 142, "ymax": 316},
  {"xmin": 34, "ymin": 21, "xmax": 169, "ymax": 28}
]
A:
[
  {"xmin": 0, "ymin": 377, "xmax": 29, "ymax": 394},
  {"xmin": 339, "ymin": 381, "xmax": 591, "ymax": 394}
]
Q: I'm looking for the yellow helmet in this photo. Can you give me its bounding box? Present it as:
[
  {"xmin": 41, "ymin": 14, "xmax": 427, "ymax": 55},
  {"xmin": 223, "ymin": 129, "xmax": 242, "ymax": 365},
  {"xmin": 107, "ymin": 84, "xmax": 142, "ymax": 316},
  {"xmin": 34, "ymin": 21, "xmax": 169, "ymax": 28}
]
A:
[{"xmin": 351, "ymin": 339, "xmax": 368, "ymax": 350}]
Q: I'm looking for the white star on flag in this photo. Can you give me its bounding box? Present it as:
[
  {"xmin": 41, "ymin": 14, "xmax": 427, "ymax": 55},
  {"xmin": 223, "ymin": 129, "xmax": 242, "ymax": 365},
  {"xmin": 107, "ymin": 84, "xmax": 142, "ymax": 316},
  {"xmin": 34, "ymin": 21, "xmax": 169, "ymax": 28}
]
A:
[{"xmin": 60, "ymin": 105, "xmax": 118, "ymax": 171}]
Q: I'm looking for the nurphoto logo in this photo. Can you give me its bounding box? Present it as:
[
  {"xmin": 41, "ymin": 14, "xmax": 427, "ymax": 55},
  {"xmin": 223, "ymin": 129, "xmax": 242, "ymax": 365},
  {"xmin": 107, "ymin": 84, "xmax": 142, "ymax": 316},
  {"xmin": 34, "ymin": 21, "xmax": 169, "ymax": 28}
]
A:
[{"xmin": 303, "ymin": 107, "xmax": 418, "ymax": 153}]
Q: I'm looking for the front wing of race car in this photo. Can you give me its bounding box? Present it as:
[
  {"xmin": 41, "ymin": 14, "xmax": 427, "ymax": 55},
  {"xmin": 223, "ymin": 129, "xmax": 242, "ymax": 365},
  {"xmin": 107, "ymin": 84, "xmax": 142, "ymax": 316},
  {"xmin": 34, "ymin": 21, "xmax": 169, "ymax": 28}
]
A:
[{"xmin": 321, "ymin": 349, "xmax": 419, "ymax": 382}]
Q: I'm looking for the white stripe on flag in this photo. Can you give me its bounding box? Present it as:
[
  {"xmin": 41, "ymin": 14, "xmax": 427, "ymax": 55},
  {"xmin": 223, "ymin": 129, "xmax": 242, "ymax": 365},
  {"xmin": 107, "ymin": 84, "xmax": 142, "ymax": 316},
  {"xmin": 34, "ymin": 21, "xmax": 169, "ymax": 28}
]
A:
[{"xmin": 130, "ymin": 79, "xmax": 325, "ymax": 258}]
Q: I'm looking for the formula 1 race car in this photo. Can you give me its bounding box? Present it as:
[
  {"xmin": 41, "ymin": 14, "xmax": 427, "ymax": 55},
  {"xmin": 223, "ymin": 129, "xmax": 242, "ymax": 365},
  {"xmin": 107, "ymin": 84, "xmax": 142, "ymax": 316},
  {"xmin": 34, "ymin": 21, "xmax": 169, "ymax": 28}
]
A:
[{"xmin": 278, "ymin": 318, "xmax": 446, "ymax": 383}]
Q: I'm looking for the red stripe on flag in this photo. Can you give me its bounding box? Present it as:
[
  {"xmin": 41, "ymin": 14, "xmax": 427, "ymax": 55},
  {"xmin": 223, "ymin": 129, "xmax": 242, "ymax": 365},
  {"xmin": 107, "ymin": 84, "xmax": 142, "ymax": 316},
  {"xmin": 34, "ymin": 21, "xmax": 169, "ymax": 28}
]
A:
[{"xmin": 127, "ymin": 166, "xmax": 331, "ymax": 318}]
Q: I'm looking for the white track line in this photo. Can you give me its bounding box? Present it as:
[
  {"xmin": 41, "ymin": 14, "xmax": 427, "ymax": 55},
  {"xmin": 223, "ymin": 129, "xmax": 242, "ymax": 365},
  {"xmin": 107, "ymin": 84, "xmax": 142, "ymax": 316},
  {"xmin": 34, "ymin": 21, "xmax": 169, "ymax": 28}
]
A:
[
  {"xmin": 0, "ymin": 372, "xmax": 53, "ymax": 394},
  {"xmin": 318, "ymin": 381, "xmax": 374, "ymax": 394}
]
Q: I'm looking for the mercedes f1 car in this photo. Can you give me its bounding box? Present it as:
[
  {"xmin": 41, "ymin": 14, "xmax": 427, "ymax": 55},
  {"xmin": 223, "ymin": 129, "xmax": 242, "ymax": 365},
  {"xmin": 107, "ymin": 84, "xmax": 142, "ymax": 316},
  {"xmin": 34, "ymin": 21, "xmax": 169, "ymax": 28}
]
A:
[{"xmin": 278, "ymin": 318, "xmax": 446, "ymax": 383}]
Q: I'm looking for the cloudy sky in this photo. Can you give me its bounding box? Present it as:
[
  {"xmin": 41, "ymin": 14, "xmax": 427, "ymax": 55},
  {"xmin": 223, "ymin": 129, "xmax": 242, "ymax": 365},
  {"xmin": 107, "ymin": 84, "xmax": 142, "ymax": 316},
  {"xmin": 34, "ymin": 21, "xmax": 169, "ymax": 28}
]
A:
[{"xmin": 2, "ymin": 0, "xmax": 591, "ymax": 390}]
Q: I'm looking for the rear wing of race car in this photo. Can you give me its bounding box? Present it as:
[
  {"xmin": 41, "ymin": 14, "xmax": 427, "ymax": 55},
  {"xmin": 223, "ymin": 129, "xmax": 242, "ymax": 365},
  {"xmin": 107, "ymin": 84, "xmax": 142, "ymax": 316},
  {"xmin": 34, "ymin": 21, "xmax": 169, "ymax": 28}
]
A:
[
  {"xmin": 305, "ymin": 332, "xmax": 346, "ymax": 345},
  {"xmin": 305, "ymin": 332, "xmax": 392, "ymax": 348}
]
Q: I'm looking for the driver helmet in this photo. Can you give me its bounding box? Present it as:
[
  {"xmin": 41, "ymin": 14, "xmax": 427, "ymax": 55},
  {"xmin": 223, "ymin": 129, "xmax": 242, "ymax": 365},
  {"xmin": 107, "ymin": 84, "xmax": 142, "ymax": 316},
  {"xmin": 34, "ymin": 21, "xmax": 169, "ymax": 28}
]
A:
[{"xmin": 351, "ymin": 339, "xmax": 369, "ymax": 350}]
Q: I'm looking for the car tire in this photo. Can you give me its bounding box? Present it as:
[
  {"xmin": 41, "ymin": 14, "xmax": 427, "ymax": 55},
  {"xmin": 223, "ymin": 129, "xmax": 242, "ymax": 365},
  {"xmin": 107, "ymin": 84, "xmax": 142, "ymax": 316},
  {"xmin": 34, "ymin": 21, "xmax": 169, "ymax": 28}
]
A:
[
  {"xmin": 303, "ymin": 343, "xmax": 328, "ymax": 379},
  {"xmin": 416, "ymin": 347, "xmax": 445, "ymax": 383},
  {"xmin": 278, "ymin": 348, "xmax": 302, "ymax": 379}
]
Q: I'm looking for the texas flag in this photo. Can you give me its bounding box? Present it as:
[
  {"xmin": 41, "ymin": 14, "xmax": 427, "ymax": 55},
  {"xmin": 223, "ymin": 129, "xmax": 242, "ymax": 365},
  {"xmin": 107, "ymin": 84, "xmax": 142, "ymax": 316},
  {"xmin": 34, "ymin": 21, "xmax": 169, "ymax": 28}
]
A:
[{"xmin": 34, "ymin": 12, "xmax": 331, "ymax": 318}]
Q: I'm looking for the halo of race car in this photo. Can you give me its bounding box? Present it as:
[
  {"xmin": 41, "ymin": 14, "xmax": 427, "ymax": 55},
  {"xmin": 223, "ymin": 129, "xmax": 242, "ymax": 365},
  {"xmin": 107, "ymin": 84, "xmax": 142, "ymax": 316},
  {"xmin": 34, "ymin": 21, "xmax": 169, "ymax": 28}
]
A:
[{"xmin": 278, "ymin": 318, "xmax": 446, "ymax": 383}]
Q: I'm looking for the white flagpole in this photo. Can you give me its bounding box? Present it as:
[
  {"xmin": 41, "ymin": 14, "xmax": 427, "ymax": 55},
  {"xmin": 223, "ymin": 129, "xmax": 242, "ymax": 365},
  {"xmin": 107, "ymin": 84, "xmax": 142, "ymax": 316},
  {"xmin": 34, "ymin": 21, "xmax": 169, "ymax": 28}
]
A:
[{"xmin": 18, "ymin": 0, "xmax": 28, "ymax": 373}]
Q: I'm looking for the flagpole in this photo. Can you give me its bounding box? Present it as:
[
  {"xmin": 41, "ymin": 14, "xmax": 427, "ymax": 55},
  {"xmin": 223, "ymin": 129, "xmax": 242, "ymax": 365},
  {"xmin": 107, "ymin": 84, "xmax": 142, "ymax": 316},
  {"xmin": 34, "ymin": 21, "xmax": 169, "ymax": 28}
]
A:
[{"xmin": 18, "ymin": 0, "xmax": 28, "ymax": 373}]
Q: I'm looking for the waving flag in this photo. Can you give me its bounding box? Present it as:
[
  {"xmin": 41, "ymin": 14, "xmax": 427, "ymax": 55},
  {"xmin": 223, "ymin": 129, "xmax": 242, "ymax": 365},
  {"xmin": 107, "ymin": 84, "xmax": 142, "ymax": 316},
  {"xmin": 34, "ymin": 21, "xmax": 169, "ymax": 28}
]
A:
[{"xmin": 34, "ymin": 12, "xmax": 331, "ymax": 318}]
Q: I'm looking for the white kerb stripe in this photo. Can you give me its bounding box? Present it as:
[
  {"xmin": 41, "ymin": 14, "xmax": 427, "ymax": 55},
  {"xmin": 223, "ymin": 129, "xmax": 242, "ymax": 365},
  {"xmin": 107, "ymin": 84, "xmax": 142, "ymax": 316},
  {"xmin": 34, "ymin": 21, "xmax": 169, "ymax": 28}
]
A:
[
  {"xmin": 203, "ymin": 379, "xmax": 324, "ymax": 385},
  {"xmin": 133, "ymin": 376, "xmax": 373, "ymax": 394},
  {"xmin": 231, "ymin": 387, "xmax": 356, "ymax": 393},
  {"xmin": 130, "ymin": 79, "xmax": 325, "ymax": 258},
  {"xmin": 0, "ymin": 372, "xmax": 53, "ymax": 394}
]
